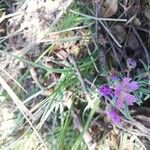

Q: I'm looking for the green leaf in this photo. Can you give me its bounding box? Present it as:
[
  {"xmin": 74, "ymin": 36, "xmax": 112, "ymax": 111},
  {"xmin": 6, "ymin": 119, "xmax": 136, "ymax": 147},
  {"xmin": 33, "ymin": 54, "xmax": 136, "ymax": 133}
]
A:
[
  {"xmin": 124, "ymin": 103, "xmax": 132, "ymax": 119},
  {"xmin": 71, "ymin": 100, "xmax": 99, "ymax": 150},
  {"xmin": 140, "ymin": 88, "xmax": 150, "ymax": 94}
]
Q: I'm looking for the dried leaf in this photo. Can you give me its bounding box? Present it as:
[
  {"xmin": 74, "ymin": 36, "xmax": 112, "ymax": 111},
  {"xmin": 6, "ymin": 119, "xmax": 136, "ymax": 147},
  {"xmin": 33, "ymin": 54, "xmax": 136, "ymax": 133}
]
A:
[
  {"xmin": 108, "ymin": 129, "xmax": 119, "ymax": 150},
  {"xmin": 102, "ymin": 0, "xmax": 118, "ymax": 17}
]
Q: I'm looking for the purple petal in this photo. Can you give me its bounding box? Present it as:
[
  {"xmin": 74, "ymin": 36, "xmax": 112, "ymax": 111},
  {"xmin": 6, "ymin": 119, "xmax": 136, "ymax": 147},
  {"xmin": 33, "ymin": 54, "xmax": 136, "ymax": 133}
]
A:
[
  {"xmin": 107, "ymin": 109, "xmax": 121, "ymax": 124},
  {"xmin": 124, "ymin": 93, "xmax": 136, "ymax": 106},
  {"xmin": 115, "ymin": 84, "xmax": 123, "ymax": 96},
  {"xmin": 128, "ymin": 81, "xmax": 139, "ymax": 91},
  {"xmin": 115, "ymin": 78, "xmax": 131, "ymax": 95},
  {"xmin": 122, "ymin": 77, "xmax": 131, "ymax": 87},
  {"xmin": 99, "ymin": 85, "xmax": 112, "ymax": 97},
  {"xmin": 116, "ymin": 97, "xmax": 124, "ymax": 108},
  {"xmin": 113, "ymin": 78, "xmax": 138, "ymax": 108}
]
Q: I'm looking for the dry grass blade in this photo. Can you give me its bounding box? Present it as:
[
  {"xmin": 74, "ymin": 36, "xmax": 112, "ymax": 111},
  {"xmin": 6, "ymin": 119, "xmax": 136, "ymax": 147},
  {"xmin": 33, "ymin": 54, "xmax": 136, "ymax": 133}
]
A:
[
  {"xmin": 0, "ymin": 75, "xmax": 34, "ymax": 120},
  {"xmin": 49, "ymin": 0, "xmax": 74, "ymax": 28},
  {"xmin": 123, "ymin": 119, "xmax": 150, "ymax": 138},
  {"xmin": 70, "ymin": 9, "xmax": 127, "ymax": 22},
  {"xmin": 0, "ymin": 11, "xmax": 21, "ymax": 23},
  {"xmin": 0, "ymin": 75, "xmax": 48, "ymax": 149},
  {"xmin": 6, "ymin": 128, "xmax": 31, "ymax": 149},
  {"xmin": 0, "ymin": 67, "xmax": 27, "ymax": 93},
  {"xmin": 49, "ymin": 25, "xmax": 93, "ymax": 36},
  {"xmin": 30, "ymin": 68, "xmax": 45, "ymax": 90},
  {"xmin": 12, "ymin": 90, "xmax": 43, "ymax": 113},
  {"xmin": 38, "ymin": 36, "xmax": 84, "ymax": 44}
]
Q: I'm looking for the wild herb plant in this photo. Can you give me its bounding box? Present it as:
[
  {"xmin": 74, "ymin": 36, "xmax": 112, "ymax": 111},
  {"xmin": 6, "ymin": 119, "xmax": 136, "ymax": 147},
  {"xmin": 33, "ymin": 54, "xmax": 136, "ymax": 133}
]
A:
[{"xmin": 99, "ymin": 58, "xmax": 150, "ymax": 124}]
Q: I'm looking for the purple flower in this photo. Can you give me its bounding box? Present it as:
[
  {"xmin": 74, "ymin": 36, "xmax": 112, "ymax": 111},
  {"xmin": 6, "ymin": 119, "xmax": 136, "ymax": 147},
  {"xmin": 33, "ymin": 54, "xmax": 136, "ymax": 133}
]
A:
[
  {"xmin": 99, "ymin": 85, "xmax": 112, "ymax": 97},
  {"xmin": 114, "ymin": 78, "xmax": 139, "ymax": 108},
  {"xmin": 106, "ymin": 106, "xmax": 121, "ymax": 124},
  {"xmin": 127, "ymin": 58, "xmax": 137, "ymax": 68}
]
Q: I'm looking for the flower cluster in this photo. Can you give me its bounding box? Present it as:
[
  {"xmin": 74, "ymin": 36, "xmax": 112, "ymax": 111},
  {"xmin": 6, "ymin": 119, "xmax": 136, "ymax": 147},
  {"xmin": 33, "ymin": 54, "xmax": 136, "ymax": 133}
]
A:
[
  {"xmin": 114, "ymin": 78, "xmax": 139, "ymax": 108},
  {"xmin": 99, "ymin": 85, "xmax": 112, "ymax": 97},
  {"xmin": 99, "ymin": 77, "xmax": 139, "ymax": 124}
]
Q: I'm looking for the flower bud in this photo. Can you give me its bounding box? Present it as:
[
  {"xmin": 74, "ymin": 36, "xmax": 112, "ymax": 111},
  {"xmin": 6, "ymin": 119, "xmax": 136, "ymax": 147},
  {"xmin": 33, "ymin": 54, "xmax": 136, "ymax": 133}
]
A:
[
  {"xmin": 106, "ymin": 105, "xmax": 121, "ymax": 124},
  {"xmin": 99, "ymin": 85, "xmax": 112, "ymax": 97},
  {"xmin": 127, "ymin": 58, "xmax": 137, "ymax": 68}
]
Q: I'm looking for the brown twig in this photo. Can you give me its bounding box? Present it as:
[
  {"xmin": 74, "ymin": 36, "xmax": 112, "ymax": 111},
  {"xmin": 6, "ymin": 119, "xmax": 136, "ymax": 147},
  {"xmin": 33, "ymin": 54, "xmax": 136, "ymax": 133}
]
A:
[
  {"xmin": 99, "ymin": 20, "xmax": 122, "ymax": 48},
  {"xmin": 30, "ymin": 68, "xmax": 46, "ymax": 90},
  {"xmin": 93, "ymin": 0, "xmax": 101, "ymax": 40},
  {"xmin": 83, "ymin": 38, "xmax": 100, "ymax": 73},
  {"xmin": 106, "ymin": 31, "xmax": 124, "ymax": 71},
  {"xmin": 0, "ymin": 75, "xmax": 34, "ymax": 120},
  {"xmin": 132, "ymin": 26, "xmax": 150, "ymax": 65},
  {"xmin": 123, "ymin": 119, "xmax": 150, "ymax": 138}
]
